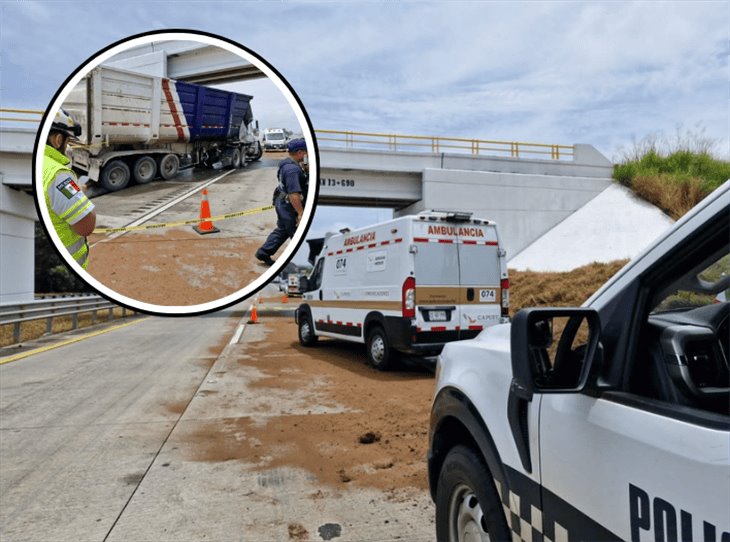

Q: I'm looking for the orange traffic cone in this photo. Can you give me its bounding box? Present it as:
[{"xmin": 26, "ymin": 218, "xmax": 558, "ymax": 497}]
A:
[
  {"xmin": 282, "ymin": 292, "xmax": 288, "ymax": 304},
  {"xmin": 249, "ymin": 304, "xmax": 258, "ymax": 324},
  {"xmin": 193, "ymin": 189, "xmax": 220, "ymax": 235}
]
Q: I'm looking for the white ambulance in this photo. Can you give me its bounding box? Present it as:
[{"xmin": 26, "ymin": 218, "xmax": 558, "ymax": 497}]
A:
[{"xmin": 295, "ymin": 211, "xmax": 509, "ymax": 370}]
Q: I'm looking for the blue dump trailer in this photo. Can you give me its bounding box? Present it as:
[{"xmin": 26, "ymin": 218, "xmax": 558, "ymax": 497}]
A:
[{"xmin": 64, "ymin": 65, "xmax": 264, "ymax": 191}]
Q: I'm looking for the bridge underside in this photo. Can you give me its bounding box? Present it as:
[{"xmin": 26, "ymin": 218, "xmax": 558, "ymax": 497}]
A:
[{"xmin": 105, "ymin": 41, "xmax": 264, "ymax": 84}]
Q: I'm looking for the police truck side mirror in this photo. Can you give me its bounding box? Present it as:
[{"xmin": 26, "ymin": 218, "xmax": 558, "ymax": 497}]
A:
[{"xmin": 510, "ymin": 307, "xmax": 602, "ymax": 397}]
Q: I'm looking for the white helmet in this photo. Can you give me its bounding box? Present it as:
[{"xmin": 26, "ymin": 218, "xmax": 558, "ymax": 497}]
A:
[{"xmin": 51, "ymin": 108, "xmax": 81, "ymax": 138}]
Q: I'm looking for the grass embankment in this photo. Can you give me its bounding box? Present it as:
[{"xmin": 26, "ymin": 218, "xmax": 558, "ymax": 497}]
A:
[
  {"xmin": 614, "ymin": 149, "xmax": 730, "ymax": 220},
  {"xmin": 509, "ymin": 260, "xmax": 628, "ymax": 314},
  {"xmin": 0, "ymin": 308, "xmax": 130, "ymax": 348}
]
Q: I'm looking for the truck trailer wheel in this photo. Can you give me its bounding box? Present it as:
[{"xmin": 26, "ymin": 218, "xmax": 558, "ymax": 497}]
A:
[
  {"xmin": 230, "ymin": 148, "xmax": 242, "ymax": 169},
  {"xmin": 133, "ymin": 156, "xmax": 157, "ymax": 184},
  {"xmin": 298, "ymin": 314, "xmax": 318, "ymax": 346},
  {"xmin": 366, "ymin": 326, "xmax": 393, "ymax": 371},
  {"xmin": 435, "ymin": 445, "xmax": 511, "ymax": 542},
  {"xmin": 157, "ymin": 154, "xmax": 180, "ymax": 180},
  {"xmin": 100, "ymin": 160, "xmax": 131, "ymax": 192}
]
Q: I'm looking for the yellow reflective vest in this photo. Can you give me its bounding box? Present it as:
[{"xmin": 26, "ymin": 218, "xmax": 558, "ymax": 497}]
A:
[{"xmin": 42, "ymin": 145, "xmax": 91, "ymax": 269}]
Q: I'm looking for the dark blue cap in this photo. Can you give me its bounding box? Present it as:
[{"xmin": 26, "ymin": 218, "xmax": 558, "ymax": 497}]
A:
[{"xmin": 287, "ymin": 138, "xmax": 307, "ymax": 152}]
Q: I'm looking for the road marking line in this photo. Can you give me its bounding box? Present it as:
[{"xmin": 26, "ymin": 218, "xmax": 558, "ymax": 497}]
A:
[
  {"xmin": 0, "ymin": 317, "xmax": 149, "ymax": 365},
  {"xmin": 230, "ymin": 322, "xmax": 246, "ymax": 345}
]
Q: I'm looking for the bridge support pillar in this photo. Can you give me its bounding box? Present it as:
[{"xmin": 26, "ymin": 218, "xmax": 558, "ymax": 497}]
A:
[{"xmin": 1, "ymin": 184, "xmax": 36, "ymax": 303}]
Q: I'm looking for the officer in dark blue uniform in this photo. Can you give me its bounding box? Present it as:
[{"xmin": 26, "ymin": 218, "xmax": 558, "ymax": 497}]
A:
[{"xmin": 255, "ymin": 138, "xmax": 308, "ymax": 266}]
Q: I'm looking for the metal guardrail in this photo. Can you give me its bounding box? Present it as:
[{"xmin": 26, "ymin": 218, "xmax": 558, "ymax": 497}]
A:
[
  {"xmin": 0, "ymin": 296, "xmax": 133, "ymax": 344},
  {"xmin": 315, "ymin": 129, "xmax": 574, "ymax": 160}
]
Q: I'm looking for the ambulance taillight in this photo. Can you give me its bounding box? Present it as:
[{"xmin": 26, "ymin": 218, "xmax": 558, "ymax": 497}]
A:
[
  {"xmin": 501, "ymin": 278, "xmax": 510, "ymax": 317},
  {"xmin": 402, "ymin": 277, "xmax": 416, "ymax": 318}
]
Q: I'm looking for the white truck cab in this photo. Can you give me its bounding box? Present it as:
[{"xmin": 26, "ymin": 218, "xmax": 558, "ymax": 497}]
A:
[
  {"xmin": 295, "ymin": 211, "xmax": 509, "ymax": 369},
  {"xmin": 428, "ymin": 181, "xmax": 730, "ymax": 541},
  {"xmin": 263, "ymin": 128, "xmax": 288, "ymax": 151}
]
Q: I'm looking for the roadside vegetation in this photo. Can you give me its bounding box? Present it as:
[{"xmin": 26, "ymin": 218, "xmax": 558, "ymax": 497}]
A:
[
  {"xmin": 509, "ymin": 260, "xmax": 628, "ymax": 314},
  {"xmin": 35, "ymin": 223, "xmax": 91, "ymax": 293},
  {"xmin": 613, "ymin": 128, "xmax": 730, "ymax": 219}
]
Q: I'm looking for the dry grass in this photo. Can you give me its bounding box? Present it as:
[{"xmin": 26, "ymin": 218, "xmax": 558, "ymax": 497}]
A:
[
  {"xmin": 509, "ymin": 260, "xmax": 628, "ymax": 314},
  {"xmin": 632, "ymin": 175, "xmax": 708, "ymax": 220},
  {"xmin": 0, "ymin": 308, "xmax": 131, "ymax": 347}
]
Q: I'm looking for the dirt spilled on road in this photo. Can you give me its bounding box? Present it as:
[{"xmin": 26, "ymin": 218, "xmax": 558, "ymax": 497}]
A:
[
  {"xmin": 87, "ymin": 230, "xmax": 269, "ymax": 306},
  {"xmin": 186, "ymin": 320, "xmax": 435, "ymax": 492}
]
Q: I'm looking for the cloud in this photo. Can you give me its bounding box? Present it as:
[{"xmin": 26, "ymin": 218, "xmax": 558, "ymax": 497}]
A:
[{"xmin": 2, "ymin": 1, "xmax": 726, "ymax": 251}]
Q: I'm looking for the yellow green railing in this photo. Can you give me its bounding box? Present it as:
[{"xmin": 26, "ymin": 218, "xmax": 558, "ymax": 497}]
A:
[
  {"xmin": 1, "ymin": 111, "xmax": 573, "ymax": 161},
  {"xmin": 0, "ymin": 108, "xmax": 44, "ymax": 123},
  {"xmin": 315, "ymin": 129, "xmax": 573, "ymax": 160}
]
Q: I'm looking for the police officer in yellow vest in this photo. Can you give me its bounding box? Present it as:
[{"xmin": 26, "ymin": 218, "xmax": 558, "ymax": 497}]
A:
[{"xmin": 42, "ymin": 109, "xmax": 96, "ymax": 270}]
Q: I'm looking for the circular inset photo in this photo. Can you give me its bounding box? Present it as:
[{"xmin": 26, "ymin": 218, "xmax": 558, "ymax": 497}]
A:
[{"xmin": 33, "ymin": 30, "xmax": 318, "ymax": 316}]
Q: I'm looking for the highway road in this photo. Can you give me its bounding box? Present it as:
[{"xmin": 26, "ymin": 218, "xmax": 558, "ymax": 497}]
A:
[
  {"xmin": 0, "ymin": 288, "xmax": 434, "ymax": 542},
  {"xmin": 0, "ymin": 306, "xmax": 242, "ymax": 541}
]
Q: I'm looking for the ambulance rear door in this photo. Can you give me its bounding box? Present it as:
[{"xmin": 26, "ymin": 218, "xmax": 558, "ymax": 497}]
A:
[
  {"xmin": 455, "ymin": 223, "xmax": 503, "ymax": 336},
  {"xmin": 412, "ymin": 219, "xmax": 462, "ymax": 338}
]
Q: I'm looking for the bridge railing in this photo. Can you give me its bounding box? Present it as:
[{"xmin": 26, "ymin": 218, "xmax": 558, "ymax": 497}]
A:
[
  {"xmin": 0, "ymin": 296, "xmax": 134, "ymax": 345},
  {"xmin": 1, "ymin": 111, "xmax": 574, "ymax": 161},
  {"xmin": 0, "ymin": 108, "xmax": 43, "ymax": 125},
  {"xmin": 315, "ymin": 129, "xmax": 574, "ymax": 160}
]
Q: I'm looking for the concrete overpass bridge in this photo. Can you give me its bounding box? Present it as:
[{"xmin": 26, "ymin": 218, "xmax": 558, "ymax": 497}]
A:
[
  {"xmin": 1, "ymin": 42, "xmax": 614, "ymax": 302},
  {"xmin": 318, "ymin": 130, "xmax": 614, "ymax": 259},
  {"xmin": 2, "ymin": 117, "xmax": 614, "ymax": 303}
]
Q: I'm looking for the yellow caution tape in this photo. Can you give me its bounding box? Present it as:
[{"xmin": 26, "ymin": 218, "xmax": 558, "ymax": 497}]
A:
[{"xmin": 92, "ymin": 205, "xmax": 274, "ymax": 234}]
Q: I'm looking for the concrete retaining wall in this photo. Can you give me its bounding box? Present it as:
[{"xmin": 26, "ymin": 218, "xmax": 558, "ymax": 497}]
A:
[{"xmin": 396, "ymin": 168, "xmax": 612, "ymax": 258}]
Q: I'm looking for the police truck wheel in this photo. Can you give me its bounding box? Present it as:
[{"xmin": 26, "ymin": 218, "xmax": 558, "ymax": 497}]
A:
[
  {"xmin": 133, "ymin": 156, "xmax": 157, "ymax": 184},
  {"xmin": 230, "ymin": 148, "xmax": 241, "ymax": 169},
  {"xmin": 436, "ymin": 445, "xmax": 511, "ymax": 542},
  {"xmin": 366, "ymin": 326, "xmax": 392, "ymax": 371},
  {"xmin": 298, "ymin": 314, "xmax": 318, "ymax": 346},
  {"xmin": 157, "ymin": 153, "xmax": 180, "ymax": 180},
  {"xmin": 100, "ymin": 160, "xmax": 130, "ymax": 192}
]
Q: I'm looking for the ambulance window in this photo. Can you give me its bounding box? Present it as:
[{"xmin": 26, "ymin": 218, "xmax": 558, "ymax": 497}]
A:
[
  {"xmin": 458, "ymin": 244, "xmax": 501, "ymax": 285},
  {"xmin": 415, "ymin": 243, "xmax": 459, "ymax": 285}
]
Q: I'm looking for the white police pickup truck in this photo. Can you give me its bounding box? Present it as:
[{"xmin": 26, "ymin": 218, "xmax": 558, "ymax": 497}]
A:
[{"xmin": 429, "ymin": 181, "xmax": 729, "ymax": 542}]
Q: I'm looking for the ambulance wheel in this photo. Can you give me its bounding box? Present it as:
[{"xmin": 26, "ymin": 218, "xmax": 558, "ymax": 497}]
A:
[
  {"xmin": 230, "ymin": 148, "xmax": 242, "ymax": 169},
  {"xmin": 435, "ymin": 445, "xmax": 511, "ymax": 542},
  {"xmin": 100, "ymin": 160, "xmax": 130, "ymax": 192},
  {"xmin": 133, "ymin": 156, "xmax": 158, "ymax": 184},
  {"xmin": 298, "ymin": 314, "xmax": 318, "ymax": 346},
  {"xmin": 157, "ymin": 153, "xmax": 180, "ymax": 180},
  {"xmin": 366, "ymin": 326, "xmax": 393, "ymax": 371}
]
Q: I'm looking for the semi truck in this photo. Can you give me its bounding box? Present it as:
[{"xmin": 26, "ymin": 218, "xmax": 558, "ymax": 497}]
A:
[{"xmin": 63, "ymin": 65, "xmax": 263, "ymax": 192}]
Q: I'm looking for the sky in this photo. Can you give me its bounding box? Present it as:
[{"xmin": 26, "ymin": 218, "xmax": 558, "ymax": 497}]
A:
[{"xmin": 1, "ymin": 1, "xmax": 727, "ymax": 265}]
